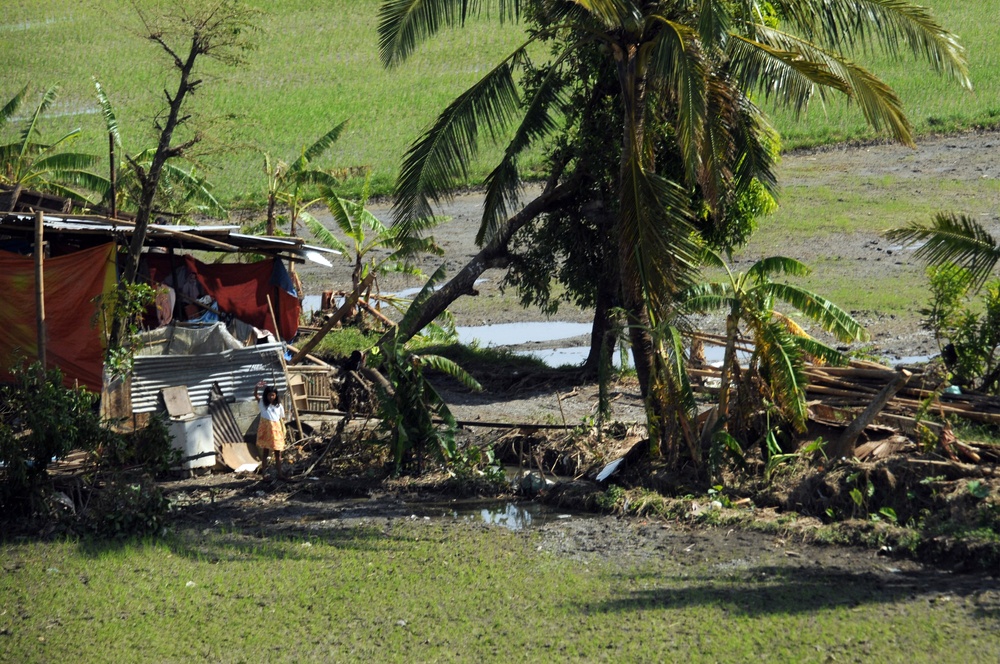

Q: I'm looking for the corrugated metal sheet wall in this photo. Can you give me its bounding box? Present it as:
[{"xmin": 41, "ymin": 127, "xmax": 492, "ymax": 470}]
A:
[{"xmin": 131, "ymin": 342, "xmax": 287, "ymax": 414}]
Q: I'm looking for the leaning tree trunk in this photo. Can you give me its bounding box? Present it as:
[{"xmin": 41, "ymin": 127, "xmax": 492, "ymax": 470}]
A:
[{"xmin": 387, "ymin": 180, "xmax": 577, "ymax": 346}]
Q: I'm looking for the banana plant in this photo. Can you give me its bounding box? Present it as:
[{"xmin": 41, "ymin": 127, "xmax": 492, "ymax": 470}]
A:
[
  {"xmin": 0, "ymin": 84, "xmax": 107, "ymax": 208},
  {"xmin": 373, "ymin": 265, "xmax": 482, "ymax": 474},
  {"xmin": 263, "ymin": 121, "xmax": 347, "ymax": 235},
  {"xmin": 305, "ymin": 174, "xmax": 445, "ymax": 314},
  {"xmin": 683, "ymin": 253, "xmax": 869, "ymax": 434}
]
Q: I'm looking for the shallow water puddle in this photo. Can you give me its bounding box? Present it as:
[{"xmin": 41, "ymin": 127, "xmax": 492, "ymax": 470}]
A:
[
  {"xmin": 423, "ymin": 500, "xmax": 580, "ymax": 531},
  {"xmin": 456, "ymin": 321, "xmax": 591, "ymax": 346}
]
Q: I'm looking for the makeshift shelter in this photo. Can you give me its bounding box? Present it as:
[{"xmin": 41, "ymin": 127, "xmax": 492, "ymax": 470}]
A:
[{"xmin": 0, "ymin": 204, "xmax": 338, "ymax": 394}]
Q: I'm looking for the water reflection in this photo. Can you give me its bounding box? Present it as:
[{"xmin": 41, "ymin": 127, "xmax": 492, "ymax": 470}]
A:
[{"xmin": 442, "ymin": 501, "xmax": 576, "ymax": 531}]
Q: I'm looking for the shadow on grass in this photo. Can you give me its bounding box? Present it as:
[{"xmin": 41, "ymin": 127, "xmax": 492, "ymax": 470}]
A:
[{"xmin": 579, "ymin": 565, "xmax": 1000, "ymax": 618}]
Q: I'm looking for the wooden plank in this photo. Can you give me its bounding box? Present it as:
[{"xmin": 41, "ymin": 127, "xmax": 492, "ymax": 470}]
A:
[{"xmin": 161, "ymin": 385, "xmax": 194, "ymax": 417}]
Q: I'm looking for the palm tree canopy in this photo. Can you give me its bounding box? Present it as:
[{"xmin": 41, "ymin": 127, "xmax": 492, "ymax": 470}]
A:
[{"xmin": 379, "ymin": 0, "xmax": 968, "ymax": 231}]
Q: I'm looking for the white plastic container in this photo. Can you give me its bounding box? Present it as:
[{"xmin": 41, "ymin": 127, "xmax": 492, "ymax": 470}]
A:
[{"xmin": 167, "ymin": 414, "xmax": 215, "ymax": 470}]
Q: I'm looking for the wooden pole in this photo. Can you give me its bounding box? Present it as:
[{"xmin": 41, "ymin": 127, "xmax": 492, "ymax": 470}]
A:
[
  {"xmin": 34, "ymin": 210, "xmax": 46, "ymax": 369},
  {"xmin": 290, "ymin": 272, "xmax": 376, "ymax": 364},
  {"xmin": 108, "ymin": 133, "xmax": 117, "ymax": 220},
  {"xmin": 266, "ymin": 294, "xmax": 305, "ymax": 439}
]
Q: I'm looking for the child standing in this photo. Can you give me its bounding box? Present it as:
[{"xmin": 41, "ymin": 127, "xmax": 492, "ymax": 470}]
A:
[{"xmin": 254, "ymin": 381, "xmax": 288, "ymax": 479}]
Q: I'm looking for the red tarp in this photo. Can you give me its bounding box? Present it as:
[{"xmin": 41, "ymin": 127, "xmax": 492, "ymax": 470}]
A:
[
  {"xmin": 0, "ymin": 243, "xmax": 116, "ymax": 391},
  {"xmin": 146, "ymin": 255, "xmax": 300, "ymax": 340}
]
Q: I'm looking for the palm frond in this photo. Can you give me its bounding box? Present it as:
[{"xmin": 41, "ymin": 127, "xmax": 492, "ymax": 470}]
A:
[
  {"xmin": 747, "ymin": 255, "xmax": 811, "ymax": 281},
  {"xmin": 772, "ymin": 0, "xmax": 969, "ymax": 87},
  {"xmin": 159, "ymin": 162, "xmax": 227, "ymax": 216},
  {"xmin": 619, "ymin": 150, "xmax": 701, "ymax": 314},
  {"xmin": 755, "ymin": 318, "xmax": 808, "ymax": 431},
  {"xmin": 392, "ymin": 43, "xmax": 529, "ymax": 234},
  {"xmin": 478, "ymin": 44, "xmax": 570, "ymax": 246},
  {"xmin": 747, "ymin": 27, "xmax": 913, "ymax": 144},
  {"xmin": 323, "ymin": 192, "xmax": 356, "ymax": 239},
  {"xmin": 766, "ymin": 282, "xmax": 870, "ymax": 343},
  {"xmin": 419, "ymin": 354, "xmax": 483, "ymax": 392},
  {"xmin": 695, "ymin": 0, "xmax": 731, "ymax": 51},
  {"xmin": 647, "ymin": 18, "xmax": 707, "ymax": 187},
  {"xmin": 291, "ymin": 169, "xmax": 342, "ymax": 190},
  {"xmin": 18, "ymin": 85, "xmax": 59, "ymax": 158},
  {"xmin": 680, "ymin": 282, "xmax": 734, "ymax": 314},
  {"xmin": 727, "ymin": 33, "xmax": 849, "ymax": 116},
  {"xmin": 290, "ymin": 120, "xmax": 348, "ymax": 174},
  {"xmin": 48, "ymin": 169, "xmax": 110, "ymax": 198},
  {"xmin": 378, "ymin": 0, "xmax": 520, "ymax": 68},
  {"xmin": 886, "ymin": 212, "xmax": 1000, "ymax": 290},
  {"xmin": 792, "ymin": 335, "xmax": 850, "ymax": 367}
]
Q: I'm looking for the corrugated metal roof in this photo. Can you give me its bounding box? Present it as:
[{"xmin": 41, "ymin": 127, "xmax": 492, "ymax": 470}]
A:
[{"xmin": 131, "ymin": 342, "xmax": 287, "ymax": 414}]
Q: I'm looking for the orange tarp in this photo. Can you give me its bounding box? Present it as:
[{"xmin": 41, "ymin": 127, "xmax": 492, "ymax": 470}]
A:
[{"xmin": 0, "ymin": 243, "xmax": 116, "ymax": 391}]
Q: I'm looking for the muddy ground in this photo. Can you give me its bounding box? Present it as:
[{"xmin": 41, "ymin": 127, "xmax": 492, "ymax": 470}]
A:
[{"xmin": 157, "ymin": 131, "xmax": 1000, "ymax": 587}]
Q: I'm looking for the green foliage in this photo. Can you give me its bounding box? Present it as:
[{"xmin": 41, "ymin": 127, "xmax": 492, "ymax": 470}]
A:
[
  {"xmin": 94, "ymin": 280, "xmax": 156, "ymax": 379},
  {"xmin": 448, "ymin": 445, "xmax": 507, "ymax": 488},
  {"xmin": 0, "ymin": 83, "xmax": 107, "ymax": 204},
  {"xmin": 0, "ymin": 361, "xmax": 105, "ymax": 513},
  {"xmin": 920, "ymin": 263, "xmax": 1000, "ymax": 392},
  {"xmin": 595, "ymin": 484, "xmax": 627, "ymax": 511},
  {"xmin": 967, "ymin": 480, "xmax": 991, "ymax": 500},
  {"xmin": 374, "ymin": 267, "xmax": 482, "ymax": 474},
  {"xmin": 263, "ymin": 121, "xmax": 348, "ymax": 235},
  {"xmin": 99, "ymin": 414, "xmax": 181, "ymax": 477},
  {"xmin": 85, "ymin": 471, "xmax": 170, "ymax": 539},
  {"xmin": 311, "ymin": 327, "xmax": 382, "ymax": 359},
  {"xmin": 315, "ymin": 175, "xmax": 445, "ymax": 302},
  {"xmin": 686, "ymin": 254, "xmax": 867, "ymax": 439}
]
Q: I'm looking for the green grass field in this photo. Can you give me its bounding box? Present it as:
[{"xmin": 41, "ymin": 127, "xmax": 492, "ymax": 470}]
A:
[
  {"xmin": 3, "ymin": 523, "xmax": 998, "ymax": 662},
  {"xmin": 1, "ymin": 0, "xmax": 997, "ymax": 204}
]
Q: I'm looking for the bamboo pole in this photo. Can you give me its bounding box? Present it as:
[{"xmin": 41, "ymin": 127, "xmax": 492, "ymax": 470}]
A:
[
  {"xmin": 290, "ymin": 272, "xmax": 376, "ymax": 364},
  {"xmin": 34, "ymin": 210, "xmax": 46, "ymax": 369}
]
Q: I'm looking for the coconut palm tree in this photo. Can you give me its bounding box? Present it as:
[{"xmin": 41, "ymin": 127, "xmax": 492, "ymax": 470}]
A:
[
  {"xmin": 683, "ymin": 254, "xmax": 869, "ymax": 434},
  {"xmin": 0, "ymin": 84, "xmax": 107, "ymax": 209},
  {"xmin": 378, "ymin": 0, "xmax": 968, "ymax": 456}
]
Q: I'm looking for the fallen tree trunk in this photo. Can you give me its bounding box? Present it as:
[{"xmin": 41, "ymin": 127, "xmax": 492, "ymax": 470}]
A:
[{"xmin": 831, "ymin": 368, "xmax": 912, "ymax": 458}]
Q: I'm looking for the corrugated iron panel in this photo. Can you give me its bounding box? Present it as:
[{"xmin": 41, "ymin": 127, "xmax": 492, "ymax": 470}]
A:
[
  {"xmin": 131, "ymin": 342, "xmax": 287, "ymax": 414},
  {"xmin": 209, "ymin": 383, "xmax": 246, "ymax": 447}
]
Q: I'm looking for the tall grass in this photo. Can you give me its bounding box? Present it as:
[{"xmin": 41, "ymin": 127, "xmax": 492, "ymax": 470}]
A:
[{"xmin": 1, "ymin": 0, "xmax": 996, "ymax": 204}]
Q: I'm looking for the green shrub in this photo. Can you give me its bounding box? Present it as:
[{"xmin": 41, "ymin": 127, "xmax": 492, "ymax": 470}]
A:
[
  {"xmin": 85, "ymin": 472, "xmax": 170, "ymax": 539},
  {"xmin": 0, "ymin": 361, "xmax": 106, "ymax": 514}
]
